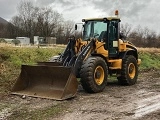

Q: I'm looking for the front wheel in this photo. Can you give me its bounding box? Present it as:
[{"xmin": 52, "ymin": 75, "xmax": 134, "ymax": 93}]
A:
[
  {"xmin": 80, "ymin": 56, "xmax": 108, "ymax": 93},
  {"xmin": 117, "ymin": 55, "xmax": 138, "ymax": 85}
]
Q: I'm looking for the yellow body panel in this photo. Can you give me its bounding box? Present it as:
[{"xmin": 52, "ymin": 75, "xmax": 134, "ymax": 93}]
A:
[
  {"xmin": 119, "ymin": 39, "xmax": 127, "ymax": 52},
  {"xmin": 75, "ymin": 38, "xmax": 88, "ymax": 54},
  {"xmin": 95, "ymin": 41, "xmax": 108, "ymax": 57},
  {"xmin": 75, "ymin": 39, "xmax": 140, "ymax": 70},
  {"xmin": 108, "ymin": 59, "xmax": 122, "ymax": 69},
  {"xmin": 75, "ymin": 39, "xmax": 108, "ymax": 58}
]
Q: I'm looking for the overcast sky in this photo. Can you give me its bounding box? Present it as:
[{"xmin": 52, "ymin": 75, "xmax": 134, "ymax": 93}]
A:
[{"xmin": 0, "ymin": 0, "xmax": 160, "ymax": 34}]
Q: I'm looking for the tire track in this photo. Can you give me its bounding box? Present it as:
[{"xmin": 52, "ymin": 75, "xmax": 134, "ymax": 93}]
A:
[{"xmin": 134, "ymin": 93, "xmax": 160, "ymax": 118}]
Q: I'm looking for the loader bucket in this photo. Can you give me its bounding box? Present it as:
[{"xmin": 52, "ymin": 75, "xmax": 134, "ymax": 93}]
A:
[{"xmin": 11, "ymin": 63, "xmax": 78, "ymax": 100}]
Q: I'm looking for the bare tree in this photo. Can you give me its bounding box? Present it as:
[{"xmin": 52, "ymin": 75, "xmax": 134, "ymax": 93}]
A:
[
  {"xmin": 42, "ymin": 8, "xmax": 63, "ymax": 37},
  {"xmin": 35, "ymin": 7, "xmax": 64, "ymax": 44},
  {"xmin": 127, "ymin": 25, "xmax": 160, "ymax": 47},
  {"xmin": 63, "ymin": 20, "xmax": 75, "ymax": 40},
  {"xmin": 120, "ymin": 23, "xmax": 132, "ymax": 37},
  {"xmin": 17, "ymin": 0, "xmax": 37, "ymax": 43},
  {"xmin": 10, "ymin": 16, "xmax": 25, "ymax": 37},
  {"xmin": 12, "ymin": 1, "xmax": 64, "ymax": 44}
]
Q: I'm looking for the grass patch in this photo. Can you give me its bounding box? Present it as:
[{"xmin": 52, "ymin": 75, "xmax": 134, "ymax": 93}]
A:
[
  {"xmin": 7, "ymin": 103, "xmax": 66, "ymax": 120},
  {"xmin": 0, "ymin": 47, "xmax": 62, "ymax": 67},
  {"xmin": 139, "ymin": 52, "xmax": 160, "ymax": 70},
  {"xmin": 0, "ymin": 46, "xmax": 63, "ymax": 95}
]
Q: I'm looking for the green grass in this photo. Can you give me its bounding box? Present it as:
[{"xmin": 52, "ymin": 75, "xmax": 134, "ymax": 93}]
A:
[
  {"xmin": 7, "ymin": 103, "xmax": 66, "ymax": 120},
  {"xmin": 139, "ymin": 52, "xmax": 160, "ymax": 70},
  {"xmin": 0, "ymin": 47, "xmax": 62, "ymax": 67},
  {"xmin": 0, "ymin": 46, "xmax": 63, "ymax": 95}
]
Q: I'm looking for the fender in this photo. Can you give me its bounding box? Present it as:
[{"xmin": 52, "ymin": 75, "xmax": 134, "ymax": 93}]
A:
[{"xmin": 119, "ymin": 49, "xmax": 138, "ymax": 60}]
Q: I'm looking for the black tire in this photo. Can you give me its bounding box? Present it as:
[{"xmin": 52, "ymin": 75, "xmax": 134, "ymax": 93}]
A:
[
  {"xmin": 117, "ymin": 55, "xmax": 138, "ymax": 85},
  {"xmin": 80, "ymin": 56, "xmax": 108, "ymax": 93}
]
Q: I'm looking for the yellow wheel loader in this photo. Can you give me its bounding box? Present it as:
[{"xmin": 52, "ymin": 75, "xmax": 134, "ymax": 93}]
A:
[{"xmin": 12, "ymin": 14, "xmax": 141, "ymax": 100}]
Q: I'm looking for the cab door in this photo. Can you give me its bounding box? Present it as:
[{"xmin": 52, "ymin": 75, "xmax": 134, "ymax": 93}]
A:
[{"xmin": 108, "ymin": 20, "xmax": 119, "ymax": 57}]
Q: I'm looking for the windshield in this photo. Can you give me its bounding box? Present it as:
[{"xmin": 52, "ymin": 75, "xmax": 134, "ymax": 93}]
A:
[{"xmin": 83, "ymin": 21, "xmax": 108, "ymax": 40}]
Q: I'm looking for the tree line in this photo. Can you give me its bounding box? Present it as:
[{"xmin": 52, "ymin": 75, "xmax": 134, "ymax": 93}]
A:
[
  {"xmin": 121, "ymin": 23, "xmax": 160, "ymax": 48},
  {"xmin": 0, "ymin": 1, "xmax": 75, "ymax": 44},
  {"xmin": 0, "ymin": 1, "xmax": 160, "ymax": 47}
]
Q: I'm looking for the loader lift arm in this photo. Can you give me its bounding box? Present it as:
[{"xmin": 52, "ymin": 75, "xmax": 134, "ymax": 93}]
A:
[
  {"xmin": 58, "ymin": 37, "xmax": 95, "ymax": 75},
  {"xmin": 73, "ymin": 39, "xmax": 95, "ymax": 75},
  {"xmin": 57, "ymin": 37, "xmax": 76, "ymax": 66}
]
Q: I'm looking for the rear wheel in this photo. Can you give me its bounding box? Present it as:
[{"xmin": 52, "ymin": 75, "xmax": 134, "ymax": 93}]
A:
[
  {"xmin": 80, "ymin": 56, "xmax": 108, "ymax": 93},
  {"xmin": 117, "ymin": 55, "xmax": 138, "ymax": 85}
]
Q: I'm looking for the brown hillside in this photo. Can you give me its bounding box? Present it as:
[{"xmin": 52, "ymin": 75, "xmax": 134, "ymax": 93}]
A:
[{"xmin": 0, "ymin": 17, "xmax": 8, "ymax": 24}]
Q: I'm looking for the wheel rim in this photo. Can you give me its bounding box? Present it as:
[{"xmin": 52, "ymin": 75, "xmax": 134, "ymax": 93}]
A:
[
  {"xmin": 128, "ymin": 63, "xmax": 136, "ymax": 79},
  {"xmin": 94, "ymin": 66, "xmax": 104, "ymax": 85}
]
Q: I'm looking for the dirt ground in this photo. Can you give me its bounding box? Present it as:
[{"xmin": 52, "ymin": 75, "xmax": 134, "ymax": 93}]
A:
[{"xmin": 0, "ymin": 70, "xmax": 160, "ymax": 120}]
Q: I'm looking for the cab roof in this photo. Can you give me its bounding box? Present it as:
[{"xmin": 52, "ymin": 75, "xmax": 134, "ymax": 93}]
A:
[{"xmin": 82, "ymin": 16, "xmax": 120, "ymax": 22}]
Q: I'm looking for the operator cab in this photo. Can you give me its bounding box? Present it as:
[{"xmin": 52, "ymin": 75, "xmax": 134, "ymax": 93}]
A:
[
  {"xmin": 81, "ymin": 17, "xmax": 121, "ymax": 57},
  {"xmin": 82, "ymin": 20, "xmax": 107, "ymax": 41}
]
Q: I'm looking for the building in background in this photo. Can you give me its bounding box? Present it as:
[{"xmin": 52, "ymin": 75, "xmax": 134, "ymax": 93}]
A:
[
  {"xmin": 34, "ymin": 36, "xmax": 57, "ymax": 45},
  {"xmin": 16, "ymin": 37, "xmax": 30, "ymax": 45},
  {"xmin": 46, "ymin": 37, "xmax": 56, "ymax": 44},
  {"xmin": 34, "ymin": 36, "xmax": 39, "ymax": 45},
  {"xmin": 15, "ymin": 36, "xmax": 57, "ymax": 45},
  {"xmin": 4, "ymin": 38, "xmax": 14, "ymax": 43}
]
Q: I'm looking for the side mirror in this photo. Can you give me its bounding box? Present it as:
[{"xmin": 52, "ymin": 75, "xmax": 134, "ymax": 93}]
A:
[{"xmin": 75, "ymin": 24, "xmax": 77, "ymax": 30}]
